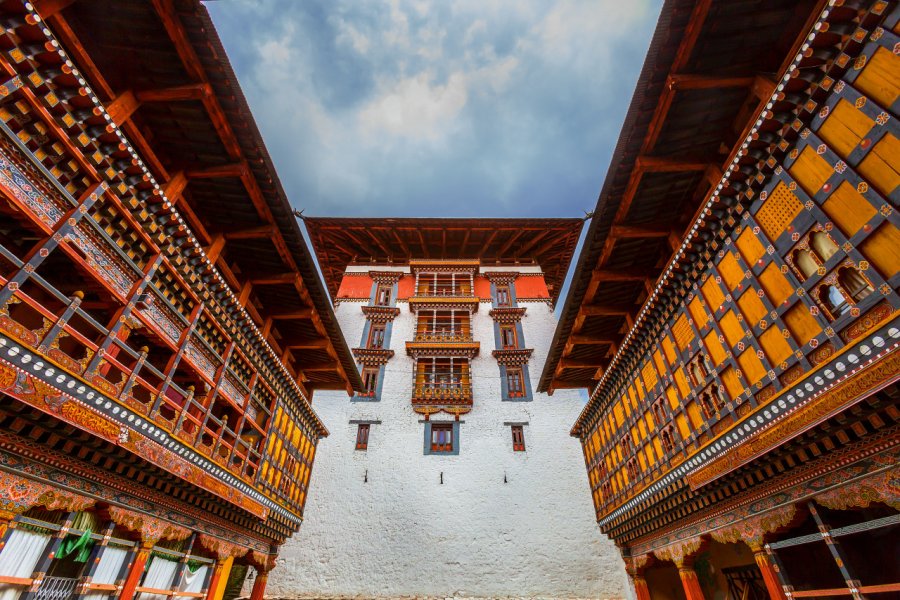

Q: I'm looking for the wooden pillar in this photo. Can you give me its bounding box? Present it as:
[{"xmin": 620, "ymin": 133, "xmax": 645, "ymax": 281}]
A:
[
  {"xmin": 204, "ymin": 556, "xmax": 232, "ymax": 600},
  {"xmin": 676, "ymin": 561, "xmax": 707, "ymax": 600},
  {"xmin": 0, "ymin": 509, "xmax": 17, "ymax": 540},
  {"xmin": 249, "ymin": 570, "xmax": 268, "ymax": 600},
  {"xmin": 118, "ymin": 542, "xmax": 153, "ymax": 600},
  {"xmin": 750, "ymin": 542, "xmax": 787, "ymax": 600},
  {"xmin": 631, "ymin": 574, "xmax": 651, "ymax": 600}
]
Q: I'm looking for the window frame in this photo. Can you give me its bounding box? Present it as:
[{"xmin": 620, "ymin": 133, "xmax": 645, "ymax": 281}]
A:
[
  {"xmin": 495, "ymin": 285, "xmax": 511, "ymax": 307},
  {"xmin": 506, "ymin": 367, "xmax": 525, "ymax": 398},
  {"xmin": 360, "ymin": 367, "xmax": 379, "ymax": 398},
  {"xmin": 375, "ymin": 284, "xmax": 392, "ymax": 306},
  {"xmin": 355, "ymin": 423, "xmax": 370, "ymax": 450},
  {"xmin": 499, "ymin": 324, "xmax": 517, "ymax": 349},
  {"xmin": 511, "ymin": 425, "xmax": 525, "ymax": 452},
  {"xmin": 430, "ymin": 423, "xmax": 454, "ymax": 453},
  {"xmin": 368, "ymin": 324, "xmax": 387, "ymax": 349}
]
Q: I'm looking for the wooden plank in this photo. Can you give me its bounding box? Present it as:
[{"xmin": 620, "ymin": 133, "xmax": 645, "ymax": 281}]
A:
[
  {"xmin": 105, "ymin": 90, "xmax": 140, "ymax": 126},
  {"xmin": 224, "ymin": 225, "xmax": 276, "ymax": 240},
  {"xmin": 186, "ymin": 162, "xmax": 248, "ymax": 179},
  {"xmin": 609, "ymin": 225, "xmax": 670, "ymax": 239},
  {"xmin": 635, "ymin": 155, "xmax": 712, "ymax": 172},
  {"xmin": 570, "ymin": 335, "xmax": 618, "ymax": 345},
  {"xmin": 250, "ymin": 273, "xmax": 298, "ymax": 285},
  {"xmin": 592, "ymin": 268, "xmax": 658, "ymax": 282},
  {"xmin": 580, "ymin": 304, "xmax": 633, "ymax": 317},
  {"xmin": 135, "ymin": 83, "xmax": 212, "ymax": 103},
  {"xmin": 271, "ymin": 310, "xmax": 313, "ymax": 320},
  {"xmin": 667, "ymin": 74, "xmax": 754, "ymax": 90},
  {"xmin": 31, "ymin": 0, "xmax": 76, "ymax": 17}
]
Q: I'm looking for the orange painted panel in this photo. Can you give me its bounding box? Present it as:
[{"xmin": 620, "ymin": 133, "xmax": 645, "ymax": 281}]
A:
[
  {"xmin": 336, "ymin": 274, "xmax": 372, "ymax": 299},
  {"xmin": 474, "ymin": 276, "xmax": 492, "ymax": 300},
  {"xmin": 515, "ymin": 276, "xmax": 549, "ymax": 299},
  {"xmin": 397, "ymin": 275, "xmax": 415, "ymax": 299}
]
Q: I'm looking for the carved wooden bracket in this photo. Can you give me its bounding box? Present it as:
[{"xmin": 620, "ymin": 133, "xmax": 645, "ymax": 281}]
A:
[{"xmin": 108, "ymin": 506, "xmax": 191, "ymax": 546}]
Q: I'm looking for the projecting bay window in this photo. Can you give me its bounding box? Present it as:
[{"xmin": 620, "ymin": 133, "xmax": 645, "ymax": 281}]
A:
[
  {"xmin": 414, "ymin": 357, "xmax": 471, "ymax": 400},
  {"xmin": 416, "ymin": 272, "xmax": 472, "ymax": 297},
  {"xmin": 415, "ymin": 310, "xmax": 471, "ymax": 342}
]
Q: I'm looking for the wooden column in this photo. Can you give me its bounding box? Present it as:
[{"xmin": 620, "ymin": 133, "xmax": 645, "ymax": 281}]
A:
[
  {"xmin": 676, "ymin": 561, "xmax": 707, "ymax": 600},
  {"xmin": 118, "ymin": 542, "xmax": 153, "ymax": 600},
  {"xmin": 249, "ymin": 570, "xmax": 268, "ymax": 600},
  {"xmin": 204, "ymin": 556, "xmax": 233, "ymax": 600},
  {"xmin": 750, "ymin": 542, "xmax": 787, "ymax": 600},
  {"xmin": 632, "ymin": 574, "xmax": 651, "ymax": 600}
]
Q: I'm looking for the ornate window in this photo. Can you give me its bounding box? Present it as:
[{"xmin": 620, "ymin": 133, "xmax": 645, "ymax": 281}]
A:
[
  {"xmin": 355, "ymin": 424, "xmax": 370, "ymax": 450},
  {"xmin": 660, "ymin": 425, "xmax": 678, "ymax": 455},
  {"xmin": 368, "ymin": 324, "xmax": 386, "ymax": 349},
  {"xmin": 792, "ymin": 248, "xmax": 819, "ymax": 280},
  {"xmin": 511, "ymin": 425, "xmax": 525, "ymax": 451},
  {"xmin": 651, "ymin": 398, "xmax": 667, "ymax": 425},
  {"xmin": 430, "ymin": 423, "xmax": 454, "ymax": 452},
  {"xmin": 496, "ymin": 285, "xmax": 511, "ymax": 307},
  {"xmin": 626, "ymin": 458, "xmax": 639, "ymax": 481},
  {"xmin": 687, "ymin": 354, "xmax": 709, "ymax": 388},
  {"xmin": 620, "ymin": 434, "xmax": 634, "ymax": 456},
  {"xmin": 810, "ymin": 231, "xmax": 839, "ymax": 263},
  {"xmin": 361, "ymin": 368, "xmax": 379, "ymax": 397},
  {"xmin": 375, "ymin": 284, "xmax": 392, "ymax": 306},
  {"xmin": 500, "ymin": 325, "xmax": 517, "ymax": 349},
  {"xmin": 816, "ymin": 284, "xmax": 850, "ymax": 320},
  {"xmin": 506, "ymin": 367, "xmax": 525, "ymax": 398},
  {"xmin": 837, "ymin": 266, "xmax": 874, "ymax": 304}
]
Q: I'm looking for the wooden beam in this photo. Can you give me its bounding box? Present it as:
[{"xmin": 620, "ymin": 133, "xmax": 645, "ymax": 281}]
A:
[
  {"xmin": 751, "ymin": 74, "xmax": 777, "ymax": 102},
  {"xmin": 580, "ymin": 304, "xmax": 634, "ymax": 317},
  {"xmin": 635, "ymin": 155, "xmax": 712, "ymax": 172},
  {"xmin": 495, "ymin": 229, "xmax": 524, "ymax": 258},
  {"xmin": 299, "ymin": 362, "xmax": 337, "ymax": 371},
  {"xmin": 204, "ymin": 233, "xmax": 226, "ymax": 263},
  {"xmin": 186, "ymin": 162, "xmax": 248, "ymax": 180},
  {"xmin": 609, "ymin": 225, "xmax": 670, "ymax": 239},
  {"xmin": 250, "ymin": 273, "xmax": 299, "ymax": 285},
  {"xmin": 237, "ymin": 280, "xmax": 253, "ymax": 308},
  {"xmin": 32, "ymin": 0, "xmax": 77, "ymax": 18},
  {"xmin": 478, "ymin": 229, "xmax": 500, "ymax": 257},
  {"xmin": 286, "ymin": 339, "xmax": 329, "ymax": 350},
  {"xmin": 592, "ymin": 268, "xmax": 658, "ymax": 282},
  {"xmin": 513, "ymin": 229, "xmax": 553, "ymax": 258},
  {"xmin": 163, "ymin": 171, "xmax": 189, "ymax": 200},
  {"xmin": 224, "ymin": 225, "xmax": 276, "ymax": 240},
  {"xmin": 570, "ymin": 335, "xmax": 618, "ymax": 345},
  {"xmin": 105, "ymin": 91, "xmax": 140, "ymax": 126},
  {"xmin": 135, "ymin": 83, "xmax": 212, "ymax": 103},
  {"xmin": 667, "ymin": 74, "xmax": 755, "ymax": 91},
  {"xmin": 271, "ymin": 309, "xmax": 313, "ymax": 320},
  {"xmin": 559, "ymin": 358, "xmax": 605, "ymax": 370}
]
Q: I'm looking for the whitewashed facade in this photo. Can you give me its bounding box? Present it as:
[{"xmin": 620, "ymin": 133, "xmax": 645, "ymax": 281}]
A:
[{"xmin": 270, "ymin": 265, "xmax": 627, "ymax": 599}]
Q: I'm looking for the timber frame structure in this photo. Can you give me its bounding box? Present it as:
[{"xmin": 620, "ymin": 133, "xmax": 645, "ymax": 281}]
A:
[
  {"xmin": 542, "ymin": 0, "xmax": 900, "ymax": 598},
  {"xmin": 0, "ymin": 2, "xmax": 360, "ymax": 600}
]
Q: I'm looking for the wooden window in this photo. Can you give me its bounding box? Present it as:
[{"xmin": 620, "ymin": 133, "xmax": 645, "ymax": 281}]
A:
[
  {"xmin": 496, "ymin": 285, "xmax": 511, "ymax": 307},
  {"xmin": 506, "ymin": 367, "xmax": 524, "ymax": 398},
  {"xmin": 361, "ymin": 368, "xmax": 378, "ymax": 397},
  {"xmin": 499, "ymin": 325, "xmax": 517, "ymax": 349},
  {"xmin": 627, "ymin": 458, "xmax": 639, "ymax": 481},
  {"xmin": 368, "ymin": 324, "xmax": 386, "ymax": 349},
  {"xmin": 355, "ymin": 424, "xmax": 370, "ymax": 450},
  {"xmin": 620, "ymin": 434, "xmax": 634, "ymax": 456},
  {"xmin": 431, "ymin": 423, "xmax": 453, "ymax": 452},
  {"xmin": 511, "ymin": 425, "xmax": 525, "ymax": 451},
  {"xmin": 375, "ymin": 284, "xmax": 392, "ymax": 306}
]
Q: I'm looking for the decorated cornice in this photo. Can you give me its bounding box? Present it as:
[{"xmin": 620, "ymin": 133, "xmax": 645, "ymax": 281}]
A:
[
  {"xmin": 249, "ymin": 551, "xmax": 278, "ymax": 574},
  {"xmin": 489, "ymin": 307, "xmax": 527, "ymax": 323},
  {"xmin": 482, "ymin": 271, "xmax": 519, "ymax": 284},
  {"xmin": 352, "ymin": 347, "xmax": 395, "ymax": 365},
  {"xmin": 813, "ymin": 467, "xmax": 899, "ymax": 511},
  {"xmin": 413, "ymin": 405, "xmax": 472, "ymax": 417},
  {"xmin": 409, "ymin": 259, "xmax": 479, "ymax": 274},
  {"xmin": 109, "ymin": 506, "xmax": 192, "ymax": 546},
  {"xmin": 0, "ymin": 470, "xmax": 95, "ymax": 518},
  {"xmin": 406, "ymin": 342, "xmax": 480, "ymax": 359},
  {"xmin": 412, "ymin": 332, "xmax": 474, "ymax": 344},
  {"xmin": 492, "ymin": 348, "xmax": 533, "ymax": 366},
  {"xmin": 709, "ymin": 504, "xmax": 797, "ymax": 549},
  {"xmin": 408, "ymin": 297, "xmax": 479, "ymax": 313},
  {"xmin": 360, "ymin": 305, "xmax": 401, "ymax": 322},
  {"xmin": 652, "ymin": 536, "xmax": 704, "ymax": 568},
  {"xmin": 199, "ymin": 533, "xmax": 250, "ymax": 560},
  {"xmin": 368, "ymin": 271, "xmax": 405, "ymax": 283}
]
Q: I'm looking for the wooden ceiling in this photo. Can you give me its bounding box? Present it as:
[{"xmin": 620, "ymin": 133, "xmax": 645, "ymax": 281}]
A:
[
  {"xmin": 303, "ymin": 217, "xmax": 585, "ymax": 306},
  {"xmin": 37, "ymin": 0, "xmax": 362, "ymax": 393},
  {"xmin": 538, "ymin": 0, "xmax": 821, "ymax": 394}
]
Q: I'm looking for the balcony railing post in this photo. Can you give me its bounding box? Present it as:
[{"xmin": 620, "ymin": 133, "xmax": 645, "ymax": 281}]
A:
[{"xmin": 36, "ymin": 290, "xmax": 83, "ymax": 354}]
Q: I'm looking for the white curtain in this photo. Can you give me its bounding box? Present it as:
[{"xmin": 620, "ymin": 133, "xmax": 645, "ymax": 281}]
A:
[
  {"xmin": 0, "ymin": 529, "xmax": 52, "ymax": 600},
  {"xmin": 179, "ymin": 564, "xmax": 209, "ymax": 595},
  {"xmin": 81, "ymin": 545, "xmax": 128, "ymax": 600},
  {"xmin": 137, "ymin": 556, "xmax": 179, "ymax": 600}
]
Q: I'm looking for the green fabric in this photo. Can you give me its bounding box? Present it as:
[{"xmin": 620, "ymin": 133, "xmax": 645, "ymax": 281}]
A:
[
  {"xmin": 57, "ymin": 528, "xmax": 93, "ymax": 563},
  {"xmin": 186, "ymin": 559, "xmax": 203, "ymax": 573}
]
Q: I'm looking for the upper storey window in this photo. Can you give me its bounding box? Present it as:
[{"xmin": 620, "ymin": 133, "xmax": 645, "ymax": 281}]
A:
[
  {"xmin": 368, "ymin": 324, "xmax": 386, "ymax": 349},
  {"xmin": 496, "ymin": 285, "xmax": 511, "ymax": 307},
  {"xmin": 417, "ymin": 272, "xmax": 472, "ymax": 297},
  {"xmin": 375, "ymin": 284, "xmax": 392, "ymax": 306}
]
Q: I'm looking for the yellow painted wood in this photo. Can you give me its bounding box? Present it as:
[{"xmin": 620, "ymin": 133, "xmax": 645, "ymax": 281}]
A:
[
  {"xmin": 674, "ymin": 369, "xmax": 690, "ymax": 397},
  {"xmin": 653, "ymin": 437, "xmax": 663, "ymax": 460},
  {"xmin": 759, "ymin": 327, "xmax": 793, "ymax": 366},
  {"xmin": 662, "ymin": 335, "xmax": 677, "ymax": 365},
  {"xmin": 737, "ymin": 289, "xmax": 767, "ymax": 327},
  {"xmin": 720, "ymin": 366, "xmax": 743, "ymax": 400},
  {"xmin": 822, "ymin": 181, "xmax": 877, "ymax": 237},
  {"xmin": 854, "ymin": 46, "xmax": 900, "ymax": 109},
  {"xmin": 718, "ymin": 252, "xmax": 744, "ymax": 291},
  {"xmin": 719, "ymin": 310, "xmax": 744, "ymax": 348},
  {"xmin": 758, "ymin": 263, "xmax": 794, "ymax": 307},
  {"xmin": 819, "ymin": 99, "xmax": 874, "ymax": 157},
  {"xmin": 642, "ymin": 360, "xmax": 658, "ymax": 390},
  {"xmin": 701, "ymin": 277, "xmax": 725, "ymax": 310},
  {"xmin": 666, "ymin": 386, "xmax": 679, "ymax": 410},
  {"xmin": 675, "ymin": 413, "xmax": 690, "ymax": 440},
  {"xmin": 644, "ymin": 443, "xmax": 656, "ymax": 466},
  {"xmin": 653, "ymin": 349, "xmax": 666, "ymax": 377},
  {"xmin": 858, "ymin": 133, "xmax": 900, "ymax": 197},
  {"xmin": 736, "ymin": 228, "xmax": 766, "ymax": 265},
  {"xmin": 645, "ymin": 412, "xmax": 655, "ymax": 432},
  {"xmin": 688, "ymin": 297, "xmax": 708, "ymax": 330},
  {"xmin": 789, "ymin": 147, "xmax": 833, "ymax": 197},
  {"xmin": 737, "ymin": 348, "xmax": 766, "ymax": 385},
  {"xmin": 704, "ymin": 331, "xmax": 727, "ymax": 364},
  {"xmin": 783, "ymin": 301, "xmax": 821, "ymax": 345},
  {"xmin": 859, "ymin": 221, "xmax": 900, "ymax": 279},
  {"xmin": 686, "ymin": 400, "xmax": 704, "ymax": 430}
]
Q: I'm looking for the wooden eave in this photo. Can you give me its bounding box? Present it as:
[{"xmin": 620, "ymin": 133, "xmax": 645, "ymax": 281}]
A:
[
  {"xmin": 539, "ymin": 0, "xmax": 822, "ymax": 397},
  {"xmin": 38, "ymin": 0, "xmax": 362, "ymax": 395},
  {"xmin": 304, "ymin": 217, "xmax": 584, "ymax": 307}
]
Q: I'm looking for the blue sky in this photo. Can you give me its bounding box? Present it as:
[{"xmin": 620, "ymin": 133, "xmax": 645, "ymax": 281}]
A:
[{"xmin": 206, "ymin": 0, "xmax": 662, "ymax": 220}]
